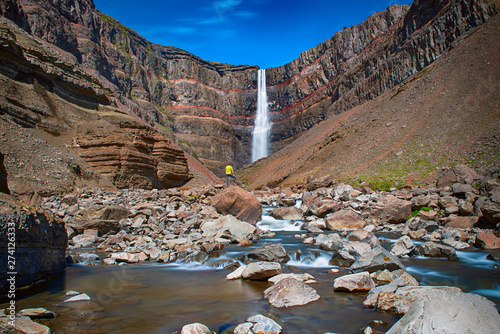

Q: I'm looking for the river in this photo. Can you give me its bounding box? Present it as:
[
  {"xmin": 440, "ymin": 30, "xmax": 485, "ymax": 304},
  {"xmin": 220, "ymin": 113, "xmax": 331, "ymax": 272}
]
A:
[{"xmin": 4, "ymin": 205, "xmax": 500, "ymax": 333}]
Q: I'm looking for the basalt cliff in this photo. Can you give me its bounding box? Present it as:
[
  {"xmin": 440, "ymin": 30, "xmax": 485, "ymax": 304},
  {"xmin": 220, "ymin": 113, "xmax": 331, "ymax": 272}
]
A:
[{"xmin": 0, "ymin": 0, "xmax": 498, "ymax": 196}]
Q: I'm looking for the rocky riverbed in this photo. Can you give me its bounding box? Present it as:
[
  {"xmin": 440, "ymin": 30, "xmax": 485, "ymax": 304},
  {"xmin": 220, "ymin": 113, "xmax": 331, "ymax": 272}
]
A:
[{"xmin": 1, "ymin": 165, "xmax": 500, "ymax": 333}]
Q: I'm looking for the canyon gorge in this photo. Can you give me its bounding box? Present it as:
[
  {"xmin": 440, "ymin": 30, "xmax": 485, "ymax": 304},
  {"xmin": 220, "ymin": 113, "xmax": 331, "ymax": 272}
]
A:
[{"xmin": 0, "ymin": 0, "xmax": 498, "ymax": 194}]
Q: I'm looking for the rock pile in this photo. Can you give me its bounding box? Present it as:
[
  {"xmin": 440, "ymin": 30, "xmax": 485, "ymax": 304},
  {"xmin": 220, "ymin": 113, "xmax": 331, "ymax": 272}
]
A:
[{"xmin": 41, "ymin": 186, "xmax": 264, "ymax": 267}]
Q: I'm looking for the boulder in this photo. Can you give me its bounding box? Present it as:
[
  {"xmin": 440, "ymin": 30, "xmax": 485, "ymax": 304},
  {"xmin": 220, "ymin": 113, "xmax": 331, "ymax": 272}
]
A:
[
  {"xmin": 371, "ymin": 196, "xmax": 412, "ymax": 224},
  {"xmin": 269, "ymin": 206, "xmax": 304, "ymax": 220},
  {"xmin": 248, "ymin": 243, "xmax": 290, "ymax": 264},
  {"xmin": 0, "ymin": 194, "xmax": 67, "ymax": 293},
  {"xmin": 180, "ymin": 323, "xmax": 213, "ymax": 334},
  {"xmin": 226, "ymin": 265, "xmax": 246, "ymax": 280},
  {"xmin": 350, "ymin": 247, "xmax": 406, "ymax": 273},
  {"xmin": 437, "ymin": 165, "xmax": 482, "ymax": 188},
  {"xmin": 325, "ymin": 210, "xmax": 365, "ymax": 230},
  {"xmin": 210, "ymin": 186, "xmax": 262, "ymax": 224},
  {"xmin": 242, "ymin": 262, "xmax": 281, "ymax": 281},
  {"xmin": 110, "ymin": 252, "xmax": 140, "ymax": 263},
  {"xmin": 234, "ymin": 315, "xmax": 282, "ymax": 334},
  {"xmin": 377, "ymin": 286, "xmax": 461, "ymax": 316},
  {"xmin": 268, "ymin": 273, "xmax": 315, "ymax": 284},
  {"xmin": 347, "ymin": 230, "xmax": 381, "ymax": 248},
  {"xmin": 0, "ymin": 315, "xmax": 51, "ymax": 334},
  {"xmin": 263, "ymin": 277, "xmax": 320, "ymax": 308},
  {"xmin": 313, "ymin": 200, "xmax": 344, "ymax": 218},
  {"xmin": 17, "ymin": 308, "xmax": 57, "ymax": 319},
  {"xmin": 481, "ymin": 188, "xmax": 500, "ymax": 224},
  {"xmin": 444, "ymin": 216, "xmax": 479, "ymax": 229},
  {"xmin": 475, "ymin": 232, "xmax": 500, "ymax": 250},
  {"xmin": 200, "ymin": 215, "xmax": 256, "ymax": 243},
  {"xmin": 418, "ymin": 242, "xmax": 457, "ymax": 258},
  {"xmin": 333, "ymin": 272, "xmax": 376, "ymax": 292},
  {"xmin": 332, "ymin": 184, "xmax": 354, "ymax": 200},
  {"xmin": 316, "ymin": 233, "xmax": 344, "ymax": 251},
  {"xmin": 390, "ymin": 236, "xmax": 415, "ymax": 257},
  {"xmin": 386, "ymin": 291, "xmax": 500, "ymax": 334}
]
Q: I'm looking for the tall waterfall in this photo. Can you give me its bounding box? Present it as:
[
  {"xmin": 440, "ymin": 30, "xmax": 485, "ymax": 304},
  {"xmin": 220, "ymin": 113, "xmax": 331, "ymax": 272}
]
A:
[{"xmin": 251, "ymin": 69, "xmax": 270, "ymax": 162}]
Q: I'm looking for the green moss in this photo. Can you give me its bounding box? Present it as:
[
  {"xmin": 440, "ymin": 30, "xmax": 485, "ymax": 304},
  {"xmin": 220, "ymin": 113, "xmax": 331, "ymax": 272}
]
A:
[{"xmin": 406, "ymin": 206, "xmax": 432, "ymax": 221}]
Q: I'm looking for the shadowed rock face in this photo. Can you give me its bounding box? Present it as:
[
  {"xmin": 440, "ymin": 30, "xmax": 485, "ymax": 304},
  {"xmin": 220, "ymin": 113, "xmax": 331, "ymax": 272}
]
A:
[
  {"xmin": 0, "ymin": 193, "xmax": 67, "ymax": 292},
  {"xmin": 0, "ymin": 0, "xmax": 497, "ymax": 177}
]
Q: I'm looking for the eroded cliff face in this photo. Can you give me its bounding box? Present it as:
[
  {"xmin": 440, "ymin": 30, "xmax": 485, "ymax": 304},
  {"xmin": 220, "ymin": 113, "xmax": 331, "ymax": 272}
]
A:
[
  {"xmin": 266, "ymin": 0, "xmax": 497, "ymax": 152},
  {"xmin": 0, "ymin": 10, "xmax": 193, "ymax": 196},
  {"xmin": 0, "ymin": 0, "xmax": 497, "ymax": 180}
]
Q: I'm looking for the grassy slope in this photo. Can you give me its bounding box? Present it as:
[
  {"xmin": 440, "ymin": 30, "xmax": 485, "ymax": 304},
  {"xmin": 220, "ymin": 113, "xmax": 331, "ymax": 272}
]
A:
[{"xmin": 240, "ymin": 13, "xmax": 500, "ymax": 190}]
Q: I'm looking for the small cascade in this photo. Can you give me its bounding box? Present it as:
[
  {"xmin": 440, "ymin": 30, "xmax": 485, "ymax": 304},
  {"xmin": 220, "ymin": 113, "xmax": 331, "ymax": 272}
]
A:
[{"xmin": 251, "ymin": 68, "xmax": 270, "ymax": 162}]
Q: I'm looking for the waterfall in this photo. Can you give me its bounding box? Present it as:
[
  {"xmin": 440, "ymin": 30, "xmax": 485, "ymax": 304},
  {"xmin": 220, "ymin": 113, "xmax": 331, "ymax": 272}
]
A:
[{"xmin": 251, "ymin": 69, "xmax": 270, "ymax": 162}]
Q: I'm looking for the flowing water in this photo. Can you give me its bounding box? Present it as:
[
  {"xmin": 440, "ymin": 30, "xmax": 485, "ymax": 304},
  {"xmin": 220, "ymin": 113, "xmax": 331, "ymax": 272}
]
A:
[
  {"xmin": 4, "ymin": 206, "xmax": 500, "ymax": 333},
  {"xmin": 251, "ymin": 68, "xmax": 270, "ymax": 162}
]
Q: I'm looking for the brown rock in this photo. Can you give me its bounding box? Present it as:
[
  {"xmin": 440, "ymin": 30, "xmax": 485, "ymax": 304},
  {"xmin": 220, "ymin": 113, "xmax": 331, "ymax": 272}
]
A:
[
  {"xmin": 371, "ymin": 196, "xmax": 412, "ymax": 224},
  {"xmin": 325, "ymin": 210, "xmax": 365, "ymax": 230},
  {"xmin": 437, "ymin": 165, "xmax": 482, "ymax": 188},
  {"xmin": 444, "ymin": 216, "xmax": 479, "ymax": 229},
  {"xmin": 475, "ymin": 232, "xmax": 500, "ymax": 250},
  {"xmin": 210, "ymin": 186, "xmax": 262, "ymax": 224},
  {"xmin": 270, "ymin": 206, "xmax": 304, "ymax": 220}
]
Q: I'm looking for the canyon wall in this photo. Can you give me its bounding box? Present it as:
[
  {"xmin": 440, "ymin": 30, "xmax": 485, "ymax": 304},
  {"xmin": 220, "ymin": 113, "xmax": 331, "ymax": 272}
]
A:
[{"xmin": 0, "ymin": 0, "xmax": 497, "ymax": 182}]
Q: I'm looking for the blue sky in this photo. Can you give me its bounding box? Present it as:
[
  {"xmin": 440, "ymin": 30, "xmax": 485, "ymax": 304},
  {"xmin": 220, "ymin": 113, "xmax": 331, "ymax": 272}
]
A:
[{"xmin": 93, "ymin": 0, "xmax": 412, "ymax": 69}]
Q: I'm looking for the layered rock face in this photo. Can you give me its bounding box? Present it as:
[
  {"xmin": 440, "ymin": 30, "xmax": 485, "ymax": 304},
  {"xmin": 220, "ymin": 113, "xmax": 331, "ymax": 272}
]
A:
[
  {"xmin": 0, "ymin": 2, "xmax": 193, "ymax": 193},
  {"xmin": 0, "ymin": 0, "xmax": 497, "ymax": 178},
  {"xmin": 76, "ymin": 114, "xmax": 191, "ymax": 189},
  {"xmin": 0, "ymin": 193, "xmax": 67, "ymax": 292}
]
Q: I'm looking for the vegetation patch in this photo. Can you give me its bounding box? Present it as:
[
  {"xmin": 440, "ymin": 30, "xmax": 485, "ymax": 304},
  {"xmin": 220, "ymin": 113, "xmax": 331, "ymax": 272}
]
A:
[{"xmin": 406, "ymin": 206, "xmax": 432, "ymax": 221}]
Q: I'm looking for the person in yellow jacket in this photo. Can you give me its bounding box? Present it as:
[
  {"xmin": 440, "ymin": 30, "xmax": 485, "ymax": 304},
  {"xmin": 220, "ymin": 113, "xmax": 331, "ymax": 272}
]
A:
[{"xmin": 225, "ymin": 164, "xmax": 236, "ymax": 186}]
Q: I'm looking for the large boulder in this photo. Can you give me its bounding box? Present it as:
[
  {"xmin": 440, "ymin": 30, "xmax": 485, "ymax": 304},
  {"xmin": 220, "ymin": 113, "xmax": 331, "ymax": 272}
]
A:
[
  {"xmin": 242, "ymin": 262, "xmax": 281, "ymax": 281},
  {"xmin": 350, "ymin": 246, "xmax": 405, "ymax": 273},
  {"xmin": 386, "ymin": 290, "xmax": 500, "ymax": 334},
  {"xmin": 211, "ymin": 186, "xmax": 262, "ymax": 224},
  {"xmin": 418, "ymin": 242, "xmax": 456, "ymax": 258},
  {"xmin": 269, "ymin": 206, "xmax": 304, "ymax": 220},
  {"xmin": 437, "ymin": 165, "xmax": 482, "ymax": 188},
  {"xmin": 390, "ymin": 236, "xmax": 415, "ymax": 257},
  {"xmin": 371, "ymin": 196, "xmax": 412, "ymax": 224},
  {"xmin": 248, "ymin": 243, "xmax": 290, "ymax": 264},
  {"xmin": 234, "ymin": 315, "xmax": 282, "ymax": 334},
  {"xmin": 73, "ymin": 204, "xmax": 130, "ymax": 234},
  {"xmin": 201, "ymin": 215, "xmax": 256, "ymax": 243},
  {"xmin": 0, "ymin": 194, "xmax": 67, "ymax": 293},
  {"xmin": 316, "ymin": 233, "xmax": 344, "ymax": 251},
  {"xmin": 333, "ymin": 272, "xmax": 376, "ymax": 292},
  {"xmin": 263, "ymin": 277, "xmax": 320, "ymax": 308},
  {"xmin": 0, "ymin": 315, "xmax": 51, "ymax": 334},
  {"xmin": 475, "ymin": 232, "xmax": 500, "ymax": 250},
  {"xmin": 325, "ymin": 210, "xmax": 365, "ymax": 230},
  {"xmin": 180, "ymin": 323, "xmax": 213, "ymax": 334}
]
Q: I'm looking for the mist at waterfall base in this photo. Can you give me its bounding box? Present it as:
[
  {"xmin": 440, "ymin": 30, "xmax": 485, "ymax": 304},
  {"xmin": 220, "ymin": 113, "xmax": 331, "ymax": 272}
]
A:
[
  {"xmin": 7, "ymin": 203, "xmax": 500, "ymax": 334},
  {"xmin": 251, "ymin": 69, "xmax": 270, "ymax": 162}
]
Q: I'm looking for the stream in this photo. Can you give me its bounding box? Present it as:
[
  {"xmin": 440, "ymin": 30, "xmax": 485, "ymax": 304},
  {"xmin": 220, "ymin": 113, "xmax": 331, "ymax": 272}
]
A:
[{"xmin": 4, "ymin": 205, "xmax": 500, "ymax": 334}]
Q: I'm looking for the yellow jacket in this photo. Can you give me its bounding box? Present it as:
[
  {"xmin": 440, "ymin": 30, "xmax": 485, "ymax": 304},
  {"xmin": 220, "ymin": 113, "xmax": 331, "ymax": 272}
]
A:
[{"xmin": 225, "ymin": 165, "xmax": 234, "ymax": 175}]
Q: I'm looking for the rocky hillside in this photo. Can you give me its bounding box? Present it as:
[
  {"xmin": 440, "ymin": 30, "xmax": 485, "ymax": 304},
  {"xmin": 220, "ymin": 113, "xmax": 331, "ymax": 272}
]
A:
[{"xmin": 240, "ymin": 9, "xmax": 500, "ymax": 190}]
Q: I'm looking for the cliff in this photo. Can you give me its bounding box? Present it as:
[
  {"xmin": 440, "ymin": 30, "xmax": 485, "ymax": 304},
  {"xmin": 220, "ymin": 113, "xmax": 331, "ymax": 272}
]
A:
[{"xmin": 0, "ymin": 0, "xmax": 497, "ymax": 191}]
